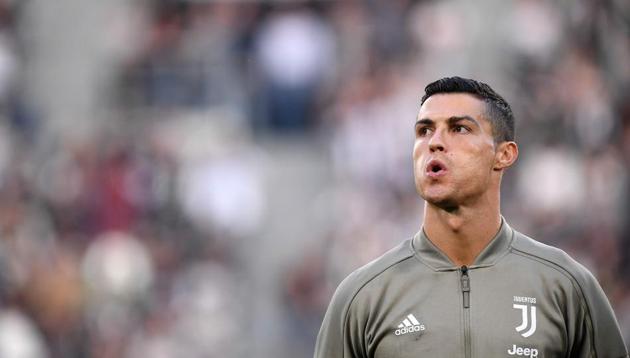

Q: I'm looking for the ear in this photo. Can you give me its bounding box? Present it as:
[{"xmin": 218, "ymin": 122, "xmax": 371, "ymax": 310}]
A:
[{"xmin": 493, "ymin": 141, "xmax": 518, "ymax": 171}]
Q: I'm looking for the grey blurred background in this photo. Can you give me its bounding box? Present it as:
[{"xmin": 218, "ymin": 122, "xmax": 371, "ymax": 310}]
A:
[{"xmin": 0, "ymin": 0, "xmax": 627, "ymax": 357}]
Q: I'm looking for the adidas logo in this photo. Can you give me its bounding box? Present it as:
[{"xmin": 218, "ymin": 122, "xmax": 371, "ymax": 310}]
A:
[{"xmin": 394, "ymin": 314, "xmax": 425, "ymax": 336}]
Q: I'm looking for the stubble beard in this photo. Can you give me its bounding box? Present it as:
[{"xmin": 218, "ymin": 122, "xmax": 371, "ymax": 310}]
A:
[
  {"xmin": 417, "ymin": 180, "xmax": 461, "ymax": 213},
  {"xmin": 423, "ymin": 191, "xmax": 460, "ymax": 213}
]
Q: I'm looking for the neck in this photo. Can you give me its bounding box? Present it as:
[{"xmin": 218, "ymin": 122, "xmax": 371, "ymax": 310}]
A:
[{"xmin": 422, "ymin": 194, "xmax": 502, "ymax": 267}]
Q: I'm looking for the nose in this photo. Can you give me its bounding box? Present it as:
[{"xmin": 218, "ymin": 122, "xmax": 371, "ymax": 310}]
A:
[{"xmin": 428, "ymin": 128, "xmax": 446, "ymax": 152}]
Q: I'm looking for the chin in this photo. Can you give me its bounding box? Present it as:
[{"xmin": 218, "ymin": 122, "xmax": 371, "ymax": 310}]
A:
[
  {"xmin": 425, "ymin": 197, "xmax": 458, "ymax": 212},
  {"xmin": 420, "ymin": 189, "xmax": 458, "ymax": 211}
]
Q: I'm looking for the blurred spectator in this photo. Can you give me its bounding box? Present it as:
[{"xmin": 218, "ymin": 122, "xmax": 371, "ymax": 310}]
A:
[
  {"xmin": 0, "ymin": 309, "xmax": 48, "ymax": 358},
  {"xmin": 254, "ymin": 5, "xmax": 335, "ymax": 131}
]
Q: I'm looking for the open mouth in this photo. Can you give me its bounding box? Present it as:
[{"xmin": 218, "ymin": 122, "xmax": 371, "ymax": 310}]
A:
[{"xmin": 426, "ymin": 160, "xmax": 447, "ymax": 176}]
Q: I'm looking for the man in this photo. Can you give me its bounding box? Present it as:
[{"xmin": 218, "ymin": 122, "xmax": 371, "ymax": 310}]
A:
[{"xmin": 314, "ymin": 77, "xmax": 628, "ymax": 357}]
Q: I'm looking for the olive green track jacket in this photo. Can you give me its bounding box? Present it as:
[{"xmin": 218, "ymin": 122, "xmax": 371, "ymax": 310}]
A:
[{"xmin": 314, "ymin": 220, "xmax": 628, "ymax": 358}]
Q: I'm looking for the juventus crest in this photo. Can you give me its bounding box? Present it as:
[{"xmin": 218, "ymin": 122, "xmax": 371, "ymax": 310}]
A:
[
  {"xmin": 513, "ymin": 296, "xmax": 537, "ymax": 338},
  {"xmin": 513, "ymin": 303, "xmax": 536, "ymax": 337}
]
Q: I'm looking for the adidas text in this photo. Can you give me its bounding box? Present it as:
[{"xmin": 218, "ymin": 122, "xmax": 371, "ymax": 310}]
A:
[
  {"xmin": 395, "ymin": 314, "xmax": 425, "ymax": 336},
  {"xmin": 394, "ymin": 325, "xmax": 425, "ymax": 336}
]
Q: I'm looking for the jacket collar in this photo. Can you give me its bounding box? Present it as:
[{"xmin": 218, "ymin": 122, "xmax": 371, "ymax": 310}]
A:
[{"xmin": 411, "ymin": 217, "xmax": 514, "ymax": 271}]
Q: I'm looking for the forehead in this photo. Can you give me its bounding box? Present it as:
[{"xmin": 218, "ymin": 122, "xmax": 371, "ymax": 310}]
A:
[{"xmin": 418, "ymin": 93, "xmax": 487, "ymax": 122}]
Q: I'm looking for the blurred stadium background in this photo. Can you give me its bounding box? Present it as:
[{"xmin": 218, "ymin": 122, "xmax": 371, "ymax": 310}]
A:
[{"xmin": 0, "ymin": 0, "xmax": 627, "ymax": 357}]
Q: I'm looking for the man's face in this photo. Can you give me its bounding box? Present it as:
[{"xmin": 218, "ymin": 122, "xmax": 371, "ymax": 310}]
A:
[{"xmin": 413, "ymin": 93, "xmax": 498, "ymax": 209}]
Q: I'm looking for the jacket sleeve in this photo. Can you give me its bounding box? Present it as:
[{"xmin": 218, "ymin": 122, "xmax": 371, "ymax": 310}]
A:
[
  {"xmin": 314, "ymin": 276, "xmax": 366, "ymax": 358},
  {"xmin": 569, "ymin": 266, "xmax": 628, "ymax": 358}
]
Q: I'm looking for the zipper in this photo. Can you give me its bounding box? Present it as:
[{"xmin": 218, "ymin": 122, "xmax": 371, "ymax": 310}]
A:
[
  {"xmin": 460, "ymin": 265, "xmax": 471, "ymax": 358},
  {"xmin": 461, "ymin": 265, "xmax": 470, "ymax": 308}
]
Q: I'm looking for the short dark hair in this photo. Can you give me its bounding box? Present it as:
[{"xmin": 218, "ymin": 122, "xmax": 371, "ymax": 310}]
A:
[{"xmin": 420, "ymin": 76, "xmax": 515, "ymax": 142}]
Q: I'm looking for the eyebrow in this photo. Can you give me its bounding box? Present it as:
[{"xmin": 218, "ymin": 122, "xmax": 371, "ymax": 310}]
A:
[{"xmin": 415, "ymin": 116, "xmax": 481, "ymax": 128}]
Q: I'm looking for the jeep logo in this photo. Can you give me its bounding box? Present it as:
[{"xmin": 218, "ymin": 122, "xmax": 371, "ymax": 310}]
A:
[{"xmin": 507, "ymin": 344, "xmax": 538, "ymax": 358}]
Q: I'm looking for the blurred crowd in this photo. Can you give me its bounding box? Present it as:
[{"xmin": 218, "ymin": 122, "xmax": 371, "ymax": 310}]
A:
[{"xmin": 0, "ymin": 0, "xmax": 627, "ymax": 357}]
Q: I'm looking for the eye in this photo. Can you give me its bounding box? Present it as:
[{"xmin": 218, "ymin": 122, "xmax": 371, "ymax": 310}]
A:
[
  {"xmin": 416, "ymin": 126, "xmax": 432, "ymax": 137},
  {"xmin": 452, "ymin": 125, "xmax": 470, "ymax": 134}
]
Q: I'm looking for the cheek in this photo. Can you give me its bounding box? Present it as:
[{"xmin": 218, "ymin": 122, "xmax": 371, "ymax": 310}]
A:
[
  {"xmin": 412, "ymin": 142, "xmax": 423, "ymax": 162},
  {"xmin": 412, "ymin": 140, "xmax": 422, "ymax": 154},
  {"xmin": 457, "ymin": 144, "xmax": 495, "ymax": 172},
  {"xmin": 412, "ymin": 143, "xmax": 426, "ymax": 180},
  {"xmin": 468, "ymin": 149, "xmax": 494, "ymax": 174}
]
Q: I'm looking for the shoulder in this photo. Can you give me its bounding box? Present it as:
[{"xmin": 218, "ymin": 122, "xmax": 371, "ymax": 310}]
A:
[
  {"xmin": 509, "ymin": 229, "xmax": 599, "ymax": 295},
  {"xmin": 509, "ymin": 228, "xmax": 627, "ymax": 356},
  {"xmin": 328, "ymin": 239, "xmax": 416, "ymax": 312}
]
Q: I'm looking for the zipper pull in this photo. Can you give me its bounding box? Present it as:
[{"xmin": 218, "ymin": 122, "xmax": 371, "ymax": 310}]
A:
[{"xmin": 460, "ymin": 265, "xmax": 470, "ymax": 308}]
